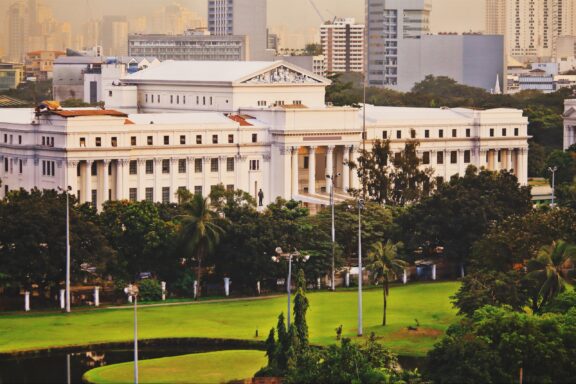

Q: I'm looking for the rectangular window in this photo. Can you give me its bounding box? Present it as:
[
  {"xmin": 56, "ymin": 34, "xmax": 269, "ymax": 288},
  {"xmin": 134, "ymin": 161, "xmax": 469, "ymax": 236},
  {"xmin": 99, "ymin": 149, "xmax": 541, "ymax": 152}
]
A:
[
  {"xmin": 252, "ymin": 133, "xmax": 257, "ymax": 143},
  {"xmin": 450, "ymin": 151, "xmax": 457, "ymax": 164},
  {"xmin": 157, "ymin": 95, "xmax": 161, "ymax": 103},
  {"xmin": 439, "ymin": 129, "xmax": 444, "ymax": 138},
  {"xmin": 178, "ymin": 159, "xmax": 186, "ymax": 173},
  {"xmin": 212, "ymin": 135, "xmax": 218, "ymax": 144},
  {"xmin": 18, "ymin": 135, "xmax": 22, "ymax": 144},
  {"xmin": 226, "ymin": 184, "xmax": 234, "ymax": 191},
  {"xmin": 129, "ymin": 188, "xmax": 137, "ymax": 202},
  {"xmin": 162, "ymin": 159, "xmax": 170, "ymax": 174},
  {"xmin": 464, "ymin": 150, "xmax": 471, "ymax": 163},
  {"xmin": 410, "ymin": 130, "xmax": 416, "ymax": 139},
  {"xmin": 3, "ymin": 134, "xmax": 6, "ymax": 143},
  {"xmin": 95, "ymin": 137, "xmax": 101, "ymax": 147},
  {"xmin": 151, "ymin": 95, "xmax": 154, "ymax": 103},
  {"xmin": 91, "ymin": 162, "xmax": 97, "ymax": 176},
  {"xmin": 226, "ymin": 157, "xmax": 234, "ymax": 172},
  {"xmin": 382, "ymin": 131, "xmax": 388, "ymax": 139},
  {"xmin": 422, "ymin": 151, "xmax": 430, "ymax": 165},
  {"xmin": 195, "ymin": 158, "xmax": 202, "ymax": 173},
  {"xmin": 170, "ymin": 95, "xmax": 173, "ymax": 104},
  {"xmin": 466, "ymin": 129, "xmax": 471, "ymax": 138},
  {"xmin": 145, "ymin": 94, "xmax": 148, "ymax": 103},
  {"xmin": 162, "ymin": 187, "xmax": 170, "ymax": 203},
  {"xmin": 180, "ymin": 135, "xmax": 186, "ymax": 145},
  {"xmin": 211, "ymin": 158, "xmax": 219, "ymax": 172},
  {"xmin": 210, "ymin": 96, "xmax": 213, "ymax": 105},
  {"xmin": 250, "ymin": 159, "xmax": 260, "ymax": 171},
  {"xmin": 145, "ymin": 188, "xmax": 153, "ymax": 202},
  {"xmin": 80, "ymin": 137, "xmax": 86, "ymax": 147},
  {"xmin": 502, "ymin": 128, "xmax": 507, "ymax": 137},
  {"xmin": 490, "ymin": 128, "xmax": 495, "ymax": 137},
  {"xmin": 131, "ymin": 136, "xmax": 136, "ymax": 146},
  {"xmin": 146, "ymin": 160, "xmax": 153, "ymax": 174},
  {"xmin": 452, "ymin": 129, "xmax": 457, "ymax": 138},
  {"xmin": 396, "ymin": 130, "xmax": 401, "ymax": 139},
  {"xmin": 4, "ymin": 158, "xmax": 8, "ymax": 172},
  {"xmin": 42, "ymin": 137, "xmax": 45, "ymax": 145},
  {"xmin": 129, "ymin": 160, "xmax": 137, "ymax": 175},
  {"xmin": 437, "ymin": 151, "xmax": 444, "ymax": 164},
  {"xmin": 183, "ymin": 96, "xmax": 186, "ymax": 104},
  {"xmin": 42, "ymin": 160, "xmax": 46, "ymax": 175},
  {"xmin": 147, "ymin": 136, "xmax": 153, "ymax": 145},
  {"xmin": 514, "ymin": 128, "xmax": 519, "ymax": 136},
  {"xmin": 164, "ymin": 136, "xmax": 169, "ymax": 145},
  {"xmin": 424, "ymin": 130, "xmax": 429, "ymax": 138},
  {"xmin": 91, "ymin": 190, "xmax": 97, "ymax": 206},
  {"xmin": 111, "ymin": 137, "xmax": 117, "ymax": 147},
  {"xmin": 19, "ymin": 159, "xmax": 22, "ymax": 174},
  {"xmin": 196, "ymin": 135, "xmax": 202, "ymax": 144},
  {"xmin": 194, "ymin": 186, "xmax": 202, "ymax": 195},
  {"xmin": 228, "ymin": 134, "xmax": 234, "ymax": 143},
  {"xmin": 303, "ymin": 156, "xmax": 309, "ymax": 169},
  {"xmin": 497, "ymin": 150, "xmax": 502, "ymax": 162}
]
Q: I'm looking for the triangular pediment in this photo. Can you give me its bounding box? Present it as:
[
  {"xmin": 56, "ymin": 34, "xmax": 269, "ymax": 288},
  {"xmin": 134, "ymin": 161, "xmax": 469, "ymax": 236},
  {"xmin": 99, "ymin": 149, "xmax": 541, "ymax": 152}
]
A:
[
  {"xmin": 238, "ymin": 62, "xmax": 329, "ymax": 85},
  {"xmin": 563, "ymin": 107, "xmax": 576, "ymax": 118}
]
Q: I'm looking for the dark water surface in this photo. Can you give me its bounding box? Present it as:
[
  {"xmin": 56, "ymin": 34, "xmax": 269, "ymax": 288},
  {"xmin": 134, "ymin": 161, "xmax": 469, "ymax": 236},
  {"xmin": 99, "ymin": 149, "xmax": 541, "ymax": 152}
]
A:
[{"xmin": 0, "ymin": 342, "xmax": 425, "ymax": 383}]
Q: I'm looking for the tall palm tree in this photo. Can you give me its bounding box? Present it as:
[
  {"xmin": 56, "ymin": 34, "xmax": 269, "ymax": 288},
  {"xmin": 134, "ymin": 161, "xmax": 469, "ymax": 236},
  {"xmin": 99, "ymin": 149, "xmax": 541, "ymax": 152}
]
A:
[
  {"xmin": 526, "ymin": 240, "xmax": 576, "ymax": 313},
  {"xmin": 179, "ymin": 194, "xmax": 224, "ymax": 300},
  {"xmin": 366, "ymin": 240, "xmax": 408, "ymax": 326}
]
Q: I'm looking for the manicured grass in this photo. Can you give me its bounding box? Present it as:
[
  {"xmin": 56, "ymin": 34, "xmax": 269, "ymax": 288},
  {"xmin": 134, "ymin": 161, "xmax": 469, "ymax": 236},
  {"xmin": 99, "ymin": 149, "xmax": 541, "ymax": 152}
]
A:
[
  {"xmin": 83, "ymin": 350, "xmax": 266, "ymax": 384},
  {"xmin": 0, "ymin": 282, "xmax": 459, "ymax": 356}
]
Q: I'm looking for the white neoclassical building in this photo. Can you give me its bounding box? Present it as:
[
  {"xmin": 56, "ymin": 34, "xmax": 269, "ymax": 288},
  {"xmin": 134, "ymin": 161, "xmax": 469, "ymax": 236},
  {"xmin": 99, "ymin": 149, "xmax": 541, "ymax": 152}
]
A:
[
  {"xmin": 0, "ymin": 60, "xmax": 529, "ymax": 209},
  {"xmin": 564, "ymin": 99, "xmax": 576, "ymax": 150}
]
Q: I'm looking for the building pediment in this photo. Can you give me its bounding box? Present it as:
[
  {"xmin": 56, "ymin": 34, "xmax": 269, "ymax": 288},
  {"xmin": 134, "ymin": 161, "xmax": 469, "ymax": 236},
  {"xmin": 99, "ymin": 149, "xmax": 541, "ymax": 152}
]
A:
[{"xmin": 238, "ymin": 63, "xmax": 328, "ymax": 86}]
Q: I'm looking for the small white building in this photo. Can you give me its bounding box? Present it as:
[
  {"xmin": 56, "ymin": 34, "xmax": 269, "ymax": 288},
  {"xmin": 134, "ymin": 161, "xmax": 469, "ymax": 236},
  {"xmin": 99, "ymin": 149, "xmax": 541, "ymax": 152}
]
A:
[{"xmin": 0, "ymin": 60, "xmax": 530, "ymax": 210}]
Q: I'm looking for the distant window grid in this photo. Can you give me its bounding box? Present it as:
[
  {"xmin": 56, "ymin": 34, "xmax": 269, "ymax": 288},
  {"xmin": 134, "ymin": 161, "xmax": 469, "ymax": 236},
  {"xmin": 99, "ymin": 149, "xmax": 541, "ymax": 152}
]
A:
[
  {"xmin": 195, "ymin": 158, "xmax": 203, "ymax": 173},
  {"xmin": 146, "ymin": 160, "xmax": 154, "ymax": 174},
  {"xmin": 178, "ymin": 159, "xmax": 186, "ymax": 173},
  {"xmin": 162, "ymin": 187, "xmax": 170, "ymax": 203},
  {"xmin": 180, "ymin": 135, "xmax": 186, "ymax": 145},
  {"xmin": 226, "ymin": 157, "xmax": 234, "ymax": 172},
  {"xmin": 129, "ymin": 188, "xmax": 137, "ymax": 202},
  {"xmin": 162, "ymin": 159, "xmax": 170, "ymax": 174},
  {"xmin": 249, "ymin": 159, "xmax": 260, "ymax": 171},
  {"xmin": 145, "ymin": 188, "xmax": 153, "ymax": 202},
  {"xmin": 129, "ymin": 160, "xmax": 137, "ymax": 175},
  {"xmin": 211, "ymin": 158, "xmax": 219, "ymax": 172}
]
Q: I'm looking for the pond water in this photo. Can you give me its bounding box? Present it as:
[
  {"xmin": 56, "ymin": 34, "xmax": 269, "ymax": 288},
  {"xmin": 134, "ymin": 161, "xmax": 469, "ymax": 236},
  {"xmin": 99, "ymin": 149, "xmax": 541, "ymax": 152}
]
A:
[{"xmin": 0, "ymin": 342, "xmax": 425, "ymax": 383}]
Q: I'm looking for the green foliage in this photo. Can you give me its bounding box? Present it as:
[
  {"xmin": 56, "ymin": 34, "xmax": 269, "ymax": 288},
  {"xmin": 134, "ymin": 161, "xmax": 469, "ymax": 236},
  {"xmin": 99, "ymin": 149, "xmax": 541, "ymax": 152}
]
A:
[
  {"xmin": 545, "ymin": 149, "xmax": 576, "ymax": 185},
  {"xmin": 303, "ymin": 43, "xmax": 322, "ymax": 56},
  {"xmin": 293, "ymin": 269, "xmax": 309, "ymax": 348},
  {"xmin": 0, "ymin": 79, "xmax": 52, "ymax": 105},
  {"xmin": 426, "ymin": 306, "xmax": 576, "ymax": 383},
  {"xmin": 394, "ymin": 168, "xmax": 532, "ymax": 264},
  {"xmin": 528, "ymin": 141, "xmax": 547, "ymax": 177},
  {"xmin": 451, "ymin": 270, "xmax": 528, "ymax": 317},
  {"xmin": 137, "ymin": 278, "xmax": 162, "ymax": 301},
  {"xmin": 542, "ymin": 291, "xmax": 576, "ymax": 314}
]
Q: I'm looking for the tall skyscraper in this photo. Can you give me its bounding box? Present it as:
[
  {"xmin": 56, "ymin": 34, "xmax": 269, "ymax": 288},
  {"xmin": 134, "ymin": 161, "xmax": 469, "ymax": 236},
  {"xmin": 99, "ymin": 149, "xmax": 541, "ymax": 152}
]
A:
[
  {"xmin": 486, "ymin": 0, "xmax": 576, "ymax": 62},
  {"xmin": 102, "ymin": 16, "xmax": 129, "ymax": 56},
  {"xmin": 208, "ymin": 0, "xmax": 269, "ymax": 60},
  {"xmin": 7, "ymin": 1, "xmax": 28, "ymax": 62},
  {"xmin": 320, "ymin": 18, "xmax": 364, "ymax": 74},
  {"xmin": 366, "ymin": 0, "xmax": 431, "ymax": 87}
]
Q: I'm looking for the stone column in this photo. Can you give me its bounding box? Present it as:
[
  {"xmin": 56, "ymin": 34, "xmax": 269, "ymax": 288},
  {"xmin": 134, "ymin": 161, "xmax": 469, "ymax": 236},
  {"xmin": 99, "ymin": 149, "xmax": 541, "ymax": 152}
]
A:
[
  {"xmin": 170, "ymin": 158, "xmax": 178, "ymax": 203},
  {"xmin": 262, "ymin": 153, "xmax": 271, "ymax": 205},
  {"xmin": 137, "ymin": 159, "xmax": 145, "ymax": 201},
  {"xmin": 84, "ymin": 160, "xmax": 92, "ymax": 204},
  {"xmin": 66, "ymin": 160, "xmax": 78, "ymax": 199},
  {"xmin": 494, "ymin": 150, "xmax": 501, "ymax": 172},
  {"xmin": 218, "ymin": 156, "xmax": 224, "ymax": 184},
  {"xmin": 308, "ymin": 146, "xmax": 317, "ymax": 194},
  {"xmin": 187, "ymin": 156, "xmax": 194, "ymax": 192},
  {"xmin": 115, "ymin": 160, "xmax": 123, "ymax": 200},
  {"xmin": 154, "ymin": 158, "xmax": 162, "ymax": 202},
  {"xmin": 350, "ymin": 146, "xmax": 360, "ymax": 190},
  {"xmin": 507, "ymin": 149, "xmax": 513, "ymax": 171},
  {"xmin": 102, "ymin": 160, "xmax": 110, "ymax": 206},
  {"xmin": 457, "ymin": 149, "xmax": 464, "ymax": 176},
  {"xmin": 325, "ymin": 145, "xmax": 335, "ymax": 181},
  {"xmin": 342, "ymin": 145, "xmax": 351, "ymax": 192},
  {"xmin": 291, "ymin": 146, "xmax": 300, "ymax": 197},
  {"xmin": 203, "ymin": 157, "xmax": 210, "ymax": 196}
]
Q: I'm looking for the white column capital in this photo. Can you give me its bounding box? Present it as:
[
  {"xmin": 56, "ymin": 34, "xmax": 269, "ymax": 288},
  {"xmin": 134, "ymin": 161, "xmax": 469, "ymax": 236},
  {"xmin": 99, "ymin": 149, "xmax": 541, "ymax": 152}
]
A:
[
  {"xmin": 326, "ymin": 145, "xmax": 335, "ymax": 154},
  {"xmin": 102, "ymin": 159, "xmax": 110, "ymax": 165}
]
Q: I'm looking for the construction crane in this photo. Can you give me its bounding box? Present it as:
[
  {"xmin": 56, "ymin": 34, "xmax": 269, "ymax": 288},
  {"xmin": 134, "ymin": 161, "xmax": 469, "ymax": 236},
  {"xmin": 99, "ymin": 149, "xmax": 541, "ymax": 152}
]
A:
[{"xmin": 307, "ymin": 0, "xmax": 326, "ymax": 23}]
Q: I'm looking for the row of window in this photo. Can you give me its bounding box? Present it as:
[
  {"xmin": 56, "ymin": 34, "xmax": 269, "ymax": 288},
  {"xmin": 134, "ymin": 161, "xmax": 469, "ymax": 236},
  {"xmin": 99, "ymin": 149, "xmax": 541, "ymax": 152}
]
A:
[
  {"xmin": 381, "ymin": 127, "xmax": 520, "ymax": 140},
  {"xmin": 4, "ymin": 158, "xmax": 23, "ymax": 174},
  {"xmin": 42, "ymin": 160, "xmax": 55, "ymax": 176},
  {"xmin": 81, "ymin": 133, "xmax": 259, "ymax": 148},
  {"xmin": 144, "ymin": 94, "xmax": 219, "ymax": 107},
  {"xmin": 3, "ymin": 134, "xmax": 23, "ymax": 145}
]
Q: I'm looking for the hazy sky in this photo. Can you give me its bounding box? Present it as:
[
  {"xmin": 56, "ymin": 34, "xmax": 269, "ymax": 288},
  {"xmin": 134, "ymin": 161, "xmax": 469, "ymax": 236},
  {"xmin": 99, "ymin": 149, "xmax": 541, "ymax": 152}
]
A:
[{"xmin": 1, "ymin": 0, "xmax": 485, "ymax": 48}]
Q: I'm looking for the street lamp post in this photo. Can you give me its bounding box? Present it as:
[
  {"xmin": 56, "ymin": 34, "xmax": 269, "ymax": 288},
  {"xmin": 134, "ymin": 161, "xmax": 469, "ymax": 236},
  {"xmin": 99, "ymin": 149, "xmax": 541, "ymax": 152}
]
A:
[
  {"xmin": 357, "ymin": 198, "xmax": 365, "ymax": 337},
  {"xmin": 548, "ymin": 166, "xmax": 558, "ymax": 208},
  {"xmin": 124, "ymin": 284, "xmax": 140, "ymax": 384},
  {"xmin": 58, "ymin": 186, "xmax": 72, "ymax": 313},
  {"xmin": 326, "ymin": 173, "xmax": 341, "ymax": 291},
  {"xmin": 272, "ymin": 247, "xmax": 309, "ymax": 328}
]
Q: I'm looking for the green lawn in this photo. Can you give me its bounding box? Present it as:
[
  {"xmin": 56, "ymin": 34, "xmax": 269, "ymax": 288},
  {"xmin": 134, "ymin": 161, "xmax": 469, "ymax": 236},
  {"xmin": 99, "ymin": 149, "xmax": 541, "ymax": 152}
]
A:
[
  {"xmin": 0, "ymin": 282, "xmax": 459, "ymax": 356},
  {"xmin": 83, "ymin": 350, "xmax": 266, "ymax": 384}
]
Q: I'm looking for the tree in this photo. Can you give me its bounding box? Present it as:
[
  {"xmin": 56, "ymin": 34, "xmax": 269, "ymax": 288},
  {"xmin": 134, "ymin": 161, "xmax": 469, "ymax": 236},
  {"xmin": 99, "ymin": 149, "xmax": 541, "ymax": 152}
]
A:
[
  {"xmin": 303, "ymin": 43, "xmax": 322, "ymax": 56},
  {"xmin": 528, "ymin": 141, "xmax": 547, "ymax": 177},
  {"xmin": 525, "ymin": 240, "xmax": 576, "ymax": 313},
  {"xmin": 177, "ymin": 194, "xmax": 224, "ymax": 299},
  {"xmin": 451, "ymin": 270, "xmax": 529, "ymax": 317},
  {"xmin": 293, "ymin": 269, "xmax": 309, "ymax": 348},
  {"xmin": 366, "ymin": 241, "xmax": 408, "ymax": 325},
  {"xmin": 545, "ymin": 149, "xmax": 576, "ymax": 185}
]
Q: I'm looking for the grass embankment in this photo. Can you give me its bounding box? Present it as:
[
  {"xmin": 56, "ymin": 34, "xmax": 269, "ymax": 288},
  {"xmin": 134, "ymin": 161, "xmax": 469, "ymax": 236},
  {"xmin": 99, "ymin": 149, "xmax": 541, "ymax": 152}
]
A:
[
  {"xmin": 0, "ymin": 282, "xmax": 459, "ymax": 356},
  {"xmin": 83, "ymin": 350, "xmax": 266, "ymax": 384}
]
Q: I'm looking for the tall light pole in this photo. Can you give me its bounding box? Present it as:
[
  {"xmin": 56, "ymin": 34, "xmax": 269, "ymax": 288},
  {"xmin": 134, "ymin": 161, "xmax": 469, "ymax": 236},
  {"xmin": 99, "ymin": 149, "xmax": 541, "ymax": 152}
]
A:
[
  {"xmin": 548, "ymin": 166, "xmax": 558, "ymax": 208},
  {"xmin": 272, "ymin": 247, "xmax": 309, "ymax": 328},
  {"xmin": 326, "ymin": 173, "xmax": 341, "ymax": 291},
  {"xmin": 357, "ymin": 198, "xmax": 365, "ymax": 337},
  {"xmin": 58, "ymin": 186, "xmax": 72, "ymax": 313},
  {"xmin": 124, "ymin": 284, "xmax": 140, "ymax": 384}
]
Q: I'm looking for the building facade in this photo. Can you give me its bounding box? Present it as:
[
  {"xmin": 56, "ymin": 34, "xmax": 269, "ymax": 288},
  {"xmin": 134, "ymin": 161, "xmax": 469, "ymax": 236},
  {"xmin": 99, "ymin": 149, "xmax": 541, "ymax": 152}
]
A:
[
  {"xmin": 25, "ymin": 50, "xmax": 65, "ymax": 80},
  {"xmin": 564, "ymin": 99, "xmax": 576, "ymax": 149},
  {"xmin": 320, "ymin": 18, "xmax": 364, "ymax": 74},
  {"xmin": 0, "ymin": 63, "xmax": 26, "ymax": 91},
  {"xmin": 208, "ymin": 0, "xmax": 270, "ymax": 61},
  {"xmin": 128, "ymin": 31, "xmax": 248, "ymax": 61},
  {"xmin": 0, "ymin": 61, "xmax": 530, "ymax": 209}
]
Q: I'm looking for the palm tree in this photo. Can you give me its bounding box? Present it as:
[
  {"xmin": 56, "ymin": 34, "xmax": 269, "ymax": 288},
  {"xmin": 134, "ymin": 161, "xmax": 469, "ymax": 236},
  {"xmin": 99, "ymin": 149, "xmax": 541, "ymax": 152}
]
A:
[
  {"xmin": 179, "ymin": 194, "xmax": 224, "ymax": 300},
  {"xmin": 526, "ymin": 240, "xmax": 576, "ymax": 313},
  {"xmin": 366, "ymin": 240, "xmax": 408, "ymax": 326}
]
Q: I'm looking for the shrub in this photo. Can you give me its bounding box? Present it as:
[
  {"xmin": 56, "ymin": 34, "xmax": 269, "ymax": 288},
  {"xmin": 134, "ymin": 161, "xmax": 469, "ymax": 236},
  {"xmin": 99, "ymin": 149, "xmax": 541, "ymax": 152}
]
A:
[{"xmin": 138, "ymin": 279, "xmax": 162, "ymax": 301}]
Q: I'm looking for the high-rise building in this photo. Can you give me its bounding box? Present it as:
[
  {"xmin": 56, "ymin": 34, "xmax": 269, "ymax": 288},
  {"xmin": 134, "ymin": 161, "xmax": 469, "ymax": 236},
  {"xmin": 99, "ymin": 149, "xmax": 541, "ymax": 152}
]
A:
[
  {"xmin": 320, "ymin": 18, "xmax": 364, "ymax": 74},
  {"xmin": 102, "ymin": 16, "xmax": 129, "ymax": 56},
  {"xmin": 208, "ymin": 0, "xmax": 270, "ymax": 60},
  {"xmin": 366, "ymin": 0, "xmax": 431, "ymax": 87},
  {"xmin": 486, "ymin": 0, "xmax": 576, "ymax": 62},
  {"xmin": 7, "ymin": 1, "xmax": 28, "ymax": 62}
]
